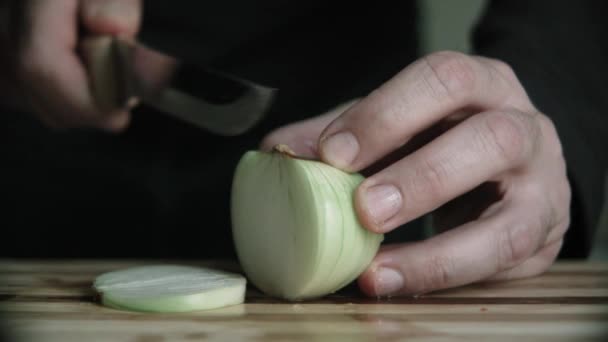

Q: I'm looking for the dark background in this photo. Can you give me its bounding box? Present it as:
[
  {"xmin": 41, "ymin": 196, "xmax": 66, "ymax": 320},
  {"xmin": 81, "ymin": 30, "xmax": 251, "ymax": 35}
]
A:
[
  {"xmin": 1, "ymin": 0, "xmax": 606, "ymax": 260},
  {"xmin": 0, "ymin": 1, "xmax": 422, "ymax": 259}
]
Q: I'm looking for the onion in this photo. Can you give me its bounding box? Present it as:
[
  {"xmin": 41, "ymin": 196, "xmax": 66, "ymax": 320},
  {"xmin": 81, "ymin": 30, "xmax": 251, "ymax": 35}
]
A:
[
  {"xmin": 231, "ymin": 145, "xmax": 383, "ymax": 300},
  {"xmin": 93, "ymin": 265, "xmax": 246, "ymax": 312}
]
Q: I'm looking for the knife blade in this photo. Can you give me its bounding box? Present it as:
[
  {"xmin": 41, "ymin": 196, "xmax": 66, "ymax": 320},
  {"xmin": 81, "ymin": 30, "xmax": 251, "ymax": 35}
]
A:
[{"xmin": 81, "ymin": 36, "xmax": 276, "ymax": 136}]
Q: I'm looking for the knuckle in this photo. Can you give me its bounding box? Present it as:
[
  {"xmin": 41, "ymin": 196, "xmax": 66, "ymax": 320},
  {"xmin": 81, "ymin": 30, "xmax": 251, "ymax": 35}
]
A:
[
  {"xmin": 487, "ymin": 58, "xmax": 518, "ymax": 85},
  {"xmin": 544, "ymin": 239, "xmax": 564, "ymax": 264},
  {"xmin": 497, "ymin": 221, "xmax": 541, "ymax": 269},
  {"xmin": 527, "ymin": 180, "xmax": 562, "ymax": 230},
  {"xmin": 411, "ymin": 254, "xmax": 454, "ymax": 293},
  {"xmin": 423, "ymin": 51, "xmax": 477, "ymax": 100},
  {"xmin": 369, "ymin": 94, "xmax": 408, "ymax": 135},
  {"xmin": 485, "ymin": 58, "xmax": 535, "ymax": 109},
  {"xmin": 538, "ymin": 114, "xmax": 565, "ymax": 158},
  {"xmin": 535, "ymin": 240, "xmax": 563, "ymax": 275},
  {"xmin": 551, "ymin": 239, "xmax": 564, "ymax": 256},
  {"xmin": 414, "ymin": 159, "xmax": 450, "ymax": 202},
  {"xmin": 481, "ymin": 111, "xmax": 535, "ymax": 165}
]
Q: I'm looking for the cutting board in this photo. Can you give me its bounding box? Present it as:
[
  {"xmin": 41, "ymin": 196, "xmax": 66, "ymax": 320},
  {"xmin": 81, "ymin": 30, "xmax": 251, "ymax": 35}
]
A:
[{"xmin": 1, "ymin": 260, "xmax": 607, "ymax": 341}]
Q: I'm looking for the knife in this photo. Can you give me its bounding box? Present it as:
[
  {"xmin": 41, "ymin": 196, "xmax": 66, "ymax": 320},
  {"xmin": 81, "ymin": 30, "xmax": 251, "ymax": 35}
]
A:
[{"xmin": 81, "ymin": 36, "xmax": 276, "ymax": 136}]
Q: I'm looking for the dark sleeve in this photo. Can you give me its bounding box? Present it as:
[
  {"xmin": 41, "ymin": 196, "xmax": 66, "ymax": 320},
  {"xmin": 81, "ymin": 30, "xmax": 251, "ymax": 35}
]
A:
[{"xmin": 473, "ymin": 0, "xmax": 608, "ymax": 258}]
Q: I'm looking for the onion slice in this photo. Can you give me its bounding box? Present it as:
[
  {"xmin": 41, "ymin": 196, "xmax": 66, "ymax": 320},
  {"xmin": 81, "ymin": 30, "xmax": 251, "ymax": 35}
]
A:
[{"xmin": 93, "ymin": 265, "xmax": 246, "ymax": 312}]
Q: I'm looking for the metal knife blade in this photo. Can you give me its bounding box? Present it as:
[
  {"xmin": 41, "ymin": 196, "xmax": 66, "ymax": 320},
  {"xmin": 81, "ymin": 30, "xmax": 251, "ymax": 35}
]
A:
[{"xmin": 82, "ymin": 36, "xmax": 276, "ymax": 136}]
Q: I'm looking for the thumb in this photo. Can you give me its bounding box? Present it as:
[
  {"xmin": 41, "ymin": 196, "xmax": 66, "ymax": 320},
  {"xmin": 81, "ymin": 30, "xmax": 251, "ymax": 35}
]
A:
[
  {"xmin": 260, "ymin": 99, "xmax": 359, "ymax": 158},
  {"xmin": 81, "ymin": 0, "xmax": 142, "ymax": 37}
]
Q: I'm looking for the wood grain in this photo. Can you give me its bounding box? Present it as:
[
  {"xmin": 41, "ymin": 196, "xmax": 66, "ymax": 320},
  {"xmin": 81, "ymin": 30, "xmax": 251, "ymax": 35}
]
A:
[{"xmin": 1, "ymin": 260, "xmax": 607, "ymax": 341}]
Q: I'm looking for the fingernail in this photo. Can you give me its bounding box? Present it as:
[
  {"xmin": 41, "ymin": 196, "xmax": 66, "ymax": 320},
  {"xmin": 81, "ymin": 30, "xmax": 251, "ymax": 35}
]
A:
[
  {"xmin": 362, "ymin": 184, "xmax": 402, "ymax": 229},
  {"xmin": 375, "ymin": 267, "xmax": 404, "ymax": 295},
  {"xmin": 320, "ymin": 131, "xmax": 359, "ymax": 170}
]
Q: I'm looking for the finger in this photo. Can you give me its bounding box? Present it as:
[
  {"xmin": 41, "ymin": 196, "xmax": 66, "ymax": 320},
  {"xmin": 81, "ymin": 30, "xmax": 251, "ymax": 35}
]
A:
[
  {"xmin": 487, "ymin": 239, "xmax": 563, "ymax": 281},
  {"xmin": 356, "ymin": 109, "xmax": 539, "ymax": 233},
  {"xmin": 81, "ymin": 0, "xmax": 142, "ymax": 37},
  {"xmin": 19, "ymin": 0, "xmax": 128, "ymax": 131},
  {"xmin": 357, "ymin": 200, "xmax": 548, "ymax": 297},
  {"xmin": 260, "ymin": 100, "xmax": 359, "ymax": 158},
  {"xmin": 318, "ymin": 51, "xmax": 534, "ymax": 172}
]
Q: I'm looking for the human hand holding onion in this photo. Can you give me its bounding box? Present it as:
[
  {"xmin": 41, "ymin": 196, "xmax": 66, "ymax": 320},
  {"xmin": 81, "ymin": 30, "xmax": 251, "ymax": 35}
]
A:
[{"xmin": 261, "ymin": 51, "xmax": 571, "ymax": 297}]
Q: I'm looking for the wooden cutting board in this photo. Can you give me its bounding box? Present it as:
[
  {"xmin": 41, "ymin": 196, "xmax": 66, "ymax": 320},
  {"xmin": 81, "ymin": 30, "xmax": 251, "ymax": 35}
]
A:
[{"xmin": 1, "ymin": 260, "xmax": 607, "ymax": 341}]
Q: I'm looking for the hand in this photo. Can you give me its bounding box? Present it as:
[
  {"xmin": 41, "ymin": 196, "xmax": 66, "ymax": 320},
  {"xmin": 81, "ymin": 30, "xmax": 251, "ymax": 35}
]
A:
[
  {"xmin": 262, "ymin": 51, "xmax": 571, "ymax": 296},
  {"xmin": 0, "ymin": 0, "xmax": 141, "ymax": 131}
]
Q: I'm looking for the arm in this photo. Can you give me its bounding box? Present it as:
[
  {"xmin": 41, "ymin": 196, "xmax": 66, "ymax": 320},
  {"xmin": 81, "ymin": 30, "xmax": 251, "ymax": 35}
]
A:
[{"xmin": 473, "ymin": 0, "xmax": 608, "ymax": 257}]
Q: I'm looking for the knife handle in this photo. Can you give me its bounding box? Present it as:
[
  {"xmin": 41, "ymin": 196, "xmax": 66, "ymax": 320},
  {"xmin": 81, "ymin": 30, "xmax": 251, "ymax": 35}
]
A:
[{"xmin": 80, "ymin": 36, "xmax": 138, "ymax": 112}]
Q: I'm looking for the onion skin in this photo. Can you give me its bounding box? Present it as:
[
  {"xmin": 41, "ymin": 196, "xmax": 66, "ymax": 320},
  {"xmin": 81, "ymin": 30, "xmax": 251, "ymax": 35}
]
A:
[{"xmin": 231, "ymin": 146, "xmax": 383, "ymax": 300}]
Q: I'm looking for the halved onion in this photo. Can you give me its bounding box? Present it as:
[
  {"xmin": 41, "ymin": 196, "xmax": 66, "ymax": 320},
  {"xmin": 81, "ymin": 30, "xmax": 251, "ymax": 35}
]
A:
[{"xmin": 231, "ymin": 145, "xmax": 383, "ymax": 300}]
